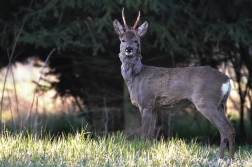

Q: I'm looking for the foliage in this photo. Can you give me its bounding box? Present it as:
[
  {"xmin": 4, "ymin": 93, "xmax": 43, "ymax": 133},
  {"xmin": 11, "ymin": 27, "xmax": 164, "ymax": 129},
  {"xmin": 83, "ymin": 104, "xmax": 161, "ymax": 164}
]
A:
[
  {"xmin": 1, "ymin": 0, "xmax": 252, "ymax": 98},
  {"xmin": 0, "ymin": 131, "xmax": 251, "ymax": 166}
]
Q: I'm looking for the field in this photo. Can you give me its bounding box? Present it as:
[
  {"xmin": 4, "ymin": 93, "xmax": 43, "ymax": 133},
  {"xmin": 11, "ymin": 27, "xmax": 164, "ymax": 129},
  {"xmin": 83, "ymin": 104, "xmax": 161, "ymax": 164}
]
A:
[{"xmin": 0, "ymin": 131, "xmax": 251, "ymax": 167}]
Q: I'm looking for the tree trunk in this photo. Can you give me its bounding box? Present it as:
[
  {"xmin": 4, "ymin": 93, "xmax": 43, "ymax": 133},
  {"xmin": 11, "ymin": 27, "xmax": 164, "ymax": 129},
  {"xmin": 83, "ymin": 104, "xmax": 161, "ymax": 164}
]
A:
[
  {"xmin": 237, "ymin": 72, "xmax": 246, "ymax": 137},
  {"xmin": 239, "ymin": 98, "xmax": 245, "ymax": 136},
  {"xmin": 240, "ymin": 46, "xmax": 252, "ymax": 141},
  {"xmin": 250, "ymin": 107, "xmax": 252, "ymax": 143}
]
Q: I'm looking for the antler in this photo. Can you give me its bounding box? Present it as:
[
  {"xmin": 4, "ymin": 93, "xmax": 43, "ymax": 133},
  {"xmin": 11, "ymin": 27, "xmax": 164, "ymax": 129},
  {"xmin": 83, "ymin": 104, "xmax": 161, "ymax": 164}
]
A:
[
  {"xmin": 122, "ymin": 8, "xmax": 129, "ymax": 30},
  {"xmin": 132, "ymin": 11, "xmax": 140, "ymax": 30}
]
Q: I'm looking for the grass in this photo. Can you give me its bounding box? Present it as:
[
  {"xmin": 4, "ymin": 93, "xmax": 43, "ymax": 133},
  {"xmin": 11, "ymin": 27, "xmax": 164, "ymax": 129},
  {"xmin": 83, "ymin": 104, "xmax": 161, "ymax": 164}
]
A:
[{"xmin": 0, "ymin": 131, "xmax": 251, "ymax": 167}]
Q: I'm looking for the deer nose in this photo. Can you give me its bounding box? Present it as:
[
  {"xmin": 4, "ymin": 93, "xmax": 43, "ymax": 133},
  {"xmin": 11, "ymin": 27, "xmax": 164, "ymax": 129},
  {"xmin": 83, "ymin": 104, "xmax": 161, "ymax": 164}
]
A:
[{"xmin": 125, "ymin": 46, "xmax": 133, "ymax": 55}]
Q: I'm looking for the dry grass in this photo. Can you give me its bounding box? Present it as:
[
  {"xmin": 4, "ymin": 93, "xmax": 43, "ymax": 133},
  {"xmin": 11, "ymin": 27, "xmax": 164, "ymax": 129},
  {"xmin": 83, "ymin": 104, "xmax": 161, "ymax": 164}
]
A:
[{"xmin": 0, "ymin": 131, "xmax": 251, "ymax": 167}]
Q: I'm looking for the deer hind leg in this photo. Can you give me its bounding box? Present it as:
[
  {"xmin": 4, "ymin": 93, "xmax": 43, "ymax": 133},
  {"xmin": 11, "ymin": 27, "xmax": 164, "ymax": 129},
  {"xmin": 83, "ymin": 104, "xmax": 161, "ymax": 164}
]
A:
[
  {"xmin": 195, "ymin": 104, "xmax": 235, "ymax": 159},
  {"xmin": 219, "ymin": 100, "xmax": 235, "ymax": 159},
  {"xmin": 216, "ymin": 107, "xmax": 235, "ymax": 159},
  {"xmin": 141, "ymin": 108, "xmax": 157, "ymax": 140}
]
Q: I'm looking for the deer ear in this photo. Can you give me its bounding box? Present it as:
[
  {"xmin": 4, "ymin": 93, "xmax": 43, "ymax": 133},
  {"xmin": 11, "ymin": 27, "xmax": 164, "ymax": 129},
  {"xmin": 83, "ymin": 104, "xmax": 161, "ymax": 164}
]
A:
[
  {"xmin": 137, "ymin": 21, "xmax": 148, "ymax": 37},
  {"xmin": 113, "ymin": 19, "xmax": 124, "ymax": 36}
]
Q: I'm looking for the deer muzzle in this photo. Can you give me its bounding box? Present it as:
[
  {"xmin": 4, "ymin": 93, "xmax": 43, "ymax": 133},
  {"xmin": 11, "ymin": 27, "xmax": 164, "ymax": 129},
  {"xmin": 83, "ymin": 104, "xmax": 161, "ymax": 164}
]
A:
[{"xmin": 125, "ymin": 46, "xmax": 133, "ymax": 56}]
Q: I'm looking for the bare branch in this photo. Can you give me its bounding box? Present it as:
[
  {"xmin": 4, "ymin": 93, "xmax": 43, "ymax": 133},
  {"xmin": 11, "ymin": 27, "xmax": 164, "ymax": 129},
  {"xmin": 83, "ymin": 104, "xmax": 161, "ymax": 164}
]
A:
[
  {"xmin": 0, "ymin": 0, "xmax": 33, "ymax": 131},
  {"xmin": 25, "ymin": 48, "xmax": 55, "ymax": 124}
]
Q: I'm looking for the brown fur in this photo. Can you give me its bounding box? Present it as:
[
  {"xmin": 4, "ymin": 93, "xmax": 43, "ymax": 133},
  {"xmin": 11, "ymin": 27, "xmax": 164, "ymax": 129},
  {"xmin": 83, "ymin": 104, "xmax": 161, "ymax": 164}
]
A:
[{"xmin": 113, "ymin": 12, "xmax": 235, "ymax": 159}]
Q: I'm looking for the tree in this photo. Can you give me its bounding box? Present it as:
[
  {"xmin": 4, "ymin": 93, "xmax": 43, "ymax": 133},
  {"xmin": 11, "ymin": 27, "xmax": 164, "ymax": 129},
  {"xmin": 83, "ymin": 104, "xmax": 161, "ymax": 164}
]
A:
[{"xmin": 1, "ymin": 0, "xmax": 252, "ymax": 139}]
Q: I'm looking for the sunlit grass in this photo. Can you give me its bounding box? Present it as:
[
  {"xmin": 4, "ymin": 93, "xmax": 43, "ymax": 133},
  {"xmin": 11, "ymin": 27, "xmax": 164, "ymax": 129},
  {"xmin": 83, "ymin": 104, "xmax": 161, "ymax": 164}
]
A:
[{"xmin": 0, "ymin": 131, "xmax": 251, "ymax": 167}]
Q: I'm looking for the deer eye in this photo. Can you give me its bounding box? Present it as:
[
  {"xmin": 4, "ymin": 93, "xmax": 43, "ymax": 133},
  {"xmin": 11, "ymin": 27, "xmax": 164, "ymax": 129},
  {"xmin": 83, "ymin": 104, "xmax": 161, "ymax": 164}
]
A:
[
  {"xmin": 134, "ymin": 40, "xmax": 138, "ymax": 43},
  {"xmin": 121, "ymin": 40, "xmax": 125, "ymax": 43}
]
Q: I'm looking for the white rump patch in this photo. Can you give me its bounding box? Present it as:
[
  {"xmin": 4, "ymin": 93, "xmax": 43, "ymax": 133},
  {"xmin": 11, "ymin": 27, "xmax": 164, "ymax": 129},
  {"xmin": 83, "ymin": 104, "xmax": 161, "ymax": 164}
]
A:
[{"xmin": 221, "ymin": 80, "xmax": 231, "ymax": 96}]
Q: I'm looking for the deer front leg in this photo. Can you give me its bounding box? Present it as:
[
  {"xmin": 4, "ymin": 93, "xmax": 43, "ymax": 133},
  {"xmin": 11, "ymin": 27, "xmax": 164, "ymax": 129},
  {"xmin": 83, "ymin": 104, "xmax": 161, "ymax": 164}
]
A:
[{"xmin": 141, "ymin": 108, "xmax": 156, "ymax": 140}]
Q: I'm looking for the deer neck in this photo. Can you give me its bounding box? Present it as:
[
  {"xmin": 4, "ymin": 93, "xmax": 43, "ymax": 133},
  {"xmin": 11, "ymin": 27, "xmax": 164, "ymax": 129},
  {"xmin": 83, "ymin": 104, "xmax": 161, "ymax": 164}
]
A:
[{"xmin": 119, "ymin": 53, "xmax": 142, "ymax": 85}]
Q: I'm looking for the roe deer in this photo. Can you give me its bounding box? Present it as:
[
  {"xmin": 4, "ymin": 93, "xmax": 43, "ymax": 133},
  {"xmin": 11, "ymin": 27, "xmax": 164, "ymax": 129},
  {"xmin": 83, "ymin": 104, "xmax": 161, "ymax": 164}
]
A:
[{"xmin": 113, "ymin": 8, "xmax": 235, "ymax": 159}]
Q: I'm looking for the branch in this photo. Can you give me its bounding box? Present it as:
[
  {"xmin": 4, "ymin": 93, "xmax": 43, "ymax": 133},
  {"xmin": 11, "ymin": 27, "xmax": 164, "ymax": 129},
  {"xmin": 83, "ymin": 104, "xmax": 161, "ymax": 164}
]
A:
[{"xmin": 25, "ymin": 48, "xmax": 55, "ymax": 123}]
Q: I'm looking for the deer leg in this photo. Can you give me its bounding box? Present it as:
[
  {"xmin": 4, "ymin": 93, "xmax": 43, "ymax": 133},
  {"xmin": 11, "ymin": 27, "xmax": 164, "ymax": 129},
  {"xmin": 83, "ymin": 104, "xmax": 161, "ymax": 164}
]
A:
[
  {"xmin": 218, "ymin": 130, "xmax": 229, "ymax": 159},
  {"xmin": 141, "ymin": 108, "xmax": 156, "ymax": 140},
  {"xmin": 227, "ymin": 128, "xmax": 235, "ymax": 159},
  {"xmin": 196, "ymin": 106, "xmax": 235, "ymax": 159},
  {"xmin": 217, "ymin": 112, "xmax": 235, "ymax": 159},
  {"xmin": 219, "ymin": 106, "xmax": 236, "ymax": 159}
]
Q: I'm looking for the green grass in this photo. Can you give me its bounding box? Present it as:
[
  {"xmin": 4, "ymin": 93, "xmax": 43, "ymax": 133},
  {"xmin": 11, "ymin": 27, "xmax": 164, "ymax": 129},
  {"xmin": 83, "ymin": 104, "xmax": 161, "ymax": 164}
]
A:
[{"xmin": 0, "ymin": 131, "xmax": 251, "ymax": 167}]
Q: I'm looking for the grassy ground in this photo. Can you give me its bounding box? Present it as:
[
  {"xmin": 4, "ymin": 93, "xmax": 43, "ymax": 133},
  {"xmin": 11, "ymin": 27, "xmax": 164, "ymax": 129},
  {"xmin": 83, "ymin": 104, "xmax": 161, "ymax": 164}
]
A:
[{"xmin": 0, "ymin": 131, "xmax": 251, "ymax": 167}]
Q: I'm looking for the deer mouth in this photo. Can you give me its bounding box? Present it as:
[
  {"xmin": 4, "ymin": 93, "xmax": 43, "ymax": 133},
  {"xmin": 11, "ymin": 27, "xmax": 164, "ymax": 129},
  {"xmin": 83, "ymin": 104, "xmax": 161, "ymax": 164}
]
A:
[{"xmin": 125, "ymin": 51, "xmax": 133, "ymax": 56}]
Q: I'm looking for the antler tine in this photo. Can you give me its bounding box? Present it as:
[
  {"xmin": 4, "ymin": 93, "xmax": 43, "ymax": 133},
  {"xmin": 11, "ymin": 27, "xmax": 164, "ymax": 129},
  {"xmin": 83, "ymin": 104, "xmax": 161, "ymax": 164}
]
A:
[
  {"xmin": 132, "ymin": 11, "xmax": 140, "ymax": 30},
  {"xmin": 122, "ymin": 7, "xmax": 129, "ymax": 30}
]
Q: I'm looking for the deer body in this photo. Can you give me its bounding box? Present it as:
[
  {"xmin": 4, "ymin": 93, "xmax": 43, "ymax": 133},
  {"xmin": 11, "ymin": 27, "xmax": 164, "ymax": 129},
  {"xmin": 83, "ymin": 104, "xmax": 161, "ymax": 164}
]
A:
[
  {"xmin": 114, "ymin": 9, "xmax": 235, "ymax": 159},
  {"xmin": 121, "ymin": 60, "xmax": 229, "ymax": 111}
]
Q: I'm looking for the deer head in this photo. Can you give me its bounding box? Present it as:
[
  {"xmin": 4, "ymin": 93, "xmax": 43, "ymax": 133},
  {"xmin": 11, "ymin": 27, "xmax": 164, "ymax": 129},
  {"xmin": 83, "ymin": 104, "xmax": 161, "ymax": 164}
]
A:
[{"xmin": 113, "ymin": 8, "xmax": 148, "ymax": 58}]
